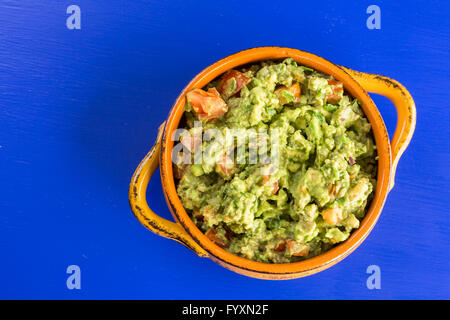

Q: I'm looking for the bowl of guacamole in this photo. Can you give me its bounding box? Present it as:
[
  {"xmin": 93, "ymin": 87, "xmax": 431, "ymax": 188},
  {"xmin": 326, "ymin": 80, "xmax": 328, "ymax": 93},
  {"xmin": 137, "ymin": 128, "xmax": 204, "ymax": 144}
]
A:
[
  {"xmin": 129, "ymin": 47, "xmax": 415, "ymax": 278},
  {"xmin": 173, "ymin": 58, "xmax": 377, "ymax": 263}
]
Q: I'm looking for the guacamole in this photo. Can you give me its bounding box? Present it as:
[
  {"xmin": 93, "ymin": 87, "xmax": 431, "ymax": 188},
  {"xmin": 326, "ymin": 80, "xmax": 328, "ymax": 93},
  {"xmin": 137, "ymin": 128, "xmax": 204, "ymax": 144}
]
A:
[{"xmin": 174, "ymin": 58, "xmax": 377, "ymax": 263}]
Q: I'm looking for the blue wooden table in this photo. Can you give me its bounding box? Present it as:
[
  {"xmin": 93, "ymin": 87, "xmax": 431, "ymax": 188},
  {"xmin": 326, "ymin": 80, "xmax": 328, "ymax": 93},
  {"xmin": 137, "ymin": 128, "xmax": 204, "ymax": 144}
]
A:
[{"xmin": 1, "ymin": 0, "xmax": 449, "ymax": 299}]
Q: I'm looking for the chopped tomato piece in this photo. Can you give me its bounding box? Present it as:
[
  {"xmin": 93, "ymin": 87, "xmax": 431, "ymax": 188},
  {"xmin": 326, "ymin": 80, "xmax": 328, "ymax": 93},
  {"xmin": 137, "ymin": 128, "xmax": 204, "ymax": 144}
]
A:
[
  {"xmin": 186, "ymin": 88, "xmax": 228, "ymax": 122},
  {"xmin": 180, "ymin": 130, "xmax": 202, "ymax": 153},
  {"xmin": 286, "ymin": 240, "xmax": 309, "ymax": 257},
  {"xmin": 217, "ymin": 70, "xmax": 250, "ymax": 99},
  {"xmin": 327, "ymin": 80, "xmax": 340, "ymax": 86},
  {"xmin": 215, "ymin": 154, "xmax": 236, "ymax": 178},
  {"xmin": 272, "ymin": 181, "xmax": 279, "ymax": 195},
  {"xmin": 275, "ymin": 82, "xmax": 301, "ymax": 104},
  {"xmin": 327, "ymin": 94, "xmax": 340, "ymax": 103},
  {"xmin": 294, "ymin": 73, "xmax": 306, "ymax": 82},
  {"xmin": 261, "ymin": 175, "xmax": 279, "ymax": 194},
  {"xmin": 321, "ymin": 207, "xmax": 343, "ymax": 225},
  {"xmin": 274, "ymin": 241, "xmax": 286, "ymax": 252},
  {"xmin": 326, "ymin": 80, "xmax": 344, "ymax": 103},
  {"xmin": 205, "ymin": 228, "xmax": 227, "ymax": 248}
]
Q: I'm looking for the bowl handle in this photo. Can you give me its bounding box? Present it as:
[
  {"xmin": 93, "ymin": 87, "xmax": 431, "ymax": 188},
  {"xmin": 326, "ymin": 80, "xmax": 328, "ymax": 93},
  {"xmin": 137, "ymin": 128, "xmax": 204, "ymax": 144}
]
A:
[
  {"xmin": 129, "ymin": 122, "xmax": 208, "ymax": 257},
  {"xmin": 342, "ymin": 67, "xmax": 416, "ymax": 191}
]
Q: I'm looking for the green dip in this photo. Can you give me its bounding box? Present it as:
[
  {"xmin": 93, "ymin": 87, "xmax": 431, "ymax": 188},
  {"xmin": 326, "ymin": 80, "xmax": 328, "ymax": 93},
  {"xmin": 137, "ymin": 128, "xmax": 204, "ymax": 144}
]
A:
[{"xmin": 175, "ymin": 58, "xmax": 377, "ymax": 263}]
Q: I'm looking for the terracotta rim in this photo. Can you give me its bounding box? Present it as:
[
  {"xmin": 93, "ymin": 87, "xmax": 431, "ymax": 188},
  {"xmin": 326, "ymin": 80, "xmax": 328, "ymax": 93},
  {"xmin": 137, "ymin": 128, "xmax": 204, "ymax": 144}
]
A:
[{"xmin": 160, "ymin": 47, "xmax": 391, "ymax": 275}]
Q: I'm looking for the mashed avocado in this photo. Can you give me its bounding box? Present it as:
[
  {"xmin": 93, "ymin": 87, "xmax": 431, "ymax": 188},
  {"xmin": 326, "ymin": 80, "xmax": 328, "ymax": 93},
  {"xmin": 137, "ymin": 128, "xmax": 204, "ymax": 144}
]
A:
[{"xmin": 175, "ymin": 58, "xmax": 377, "ymax": 263}]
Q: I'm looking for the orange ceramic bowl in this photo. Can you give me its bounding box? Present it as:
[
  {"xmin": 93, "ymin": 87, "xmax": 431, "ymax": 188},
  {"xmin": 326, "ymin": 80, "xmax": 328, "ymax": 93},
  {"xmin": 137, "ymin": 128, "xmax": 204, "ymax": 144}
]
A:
[{"xmin": 129, "ymin": 47, "xmax": 416, "ymax": 280}]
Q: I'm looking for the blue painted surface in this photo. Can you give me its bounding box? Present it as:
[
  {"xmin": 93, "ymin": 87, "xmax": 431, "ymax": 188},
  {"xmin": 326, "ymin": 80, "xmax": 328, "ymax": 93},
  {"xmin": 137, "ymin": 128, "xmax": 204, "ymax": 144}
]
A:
[{"xmin": 0, "ymin": 0, "xmax": 449, "ymax": 299}]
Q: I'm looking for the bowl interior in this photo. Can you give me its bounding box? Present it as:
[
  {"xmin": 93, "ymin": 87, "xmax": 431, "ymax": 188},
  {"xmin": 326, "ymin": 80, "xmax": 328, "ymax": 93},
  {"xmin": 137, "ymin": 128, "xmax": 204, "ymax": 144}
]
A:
[{"xmin": 160, "ymin": 47, "xmax": 391, "ymax": 275}]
